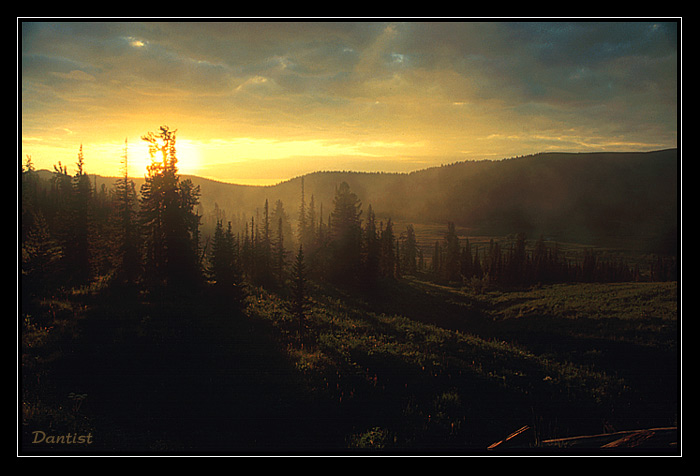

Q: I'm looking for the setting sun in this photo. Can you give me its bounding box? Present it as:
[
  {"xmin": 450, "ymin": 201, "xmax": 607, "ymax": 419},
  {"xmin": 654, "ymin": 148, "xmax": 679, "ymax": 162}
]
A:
[{"xmin": 21, "ymin": 21, "xmax": 676, "ymax": 185}]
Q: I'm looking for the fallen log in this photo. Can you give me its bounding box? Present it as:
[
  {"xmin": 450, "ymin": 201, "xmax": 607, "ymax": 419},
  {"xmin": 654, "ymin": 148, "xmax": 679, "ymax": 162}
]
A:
[
  {"xmin": 487, "ymin": 426, "xmax": 677, "ymax": 452},
  {"xmin": 539, "ymin": 427, "xmax": 677, "ymax": 450},
  {"xmin": 487, "ymin": 425, "xmax": 532, "ymax": 450}
]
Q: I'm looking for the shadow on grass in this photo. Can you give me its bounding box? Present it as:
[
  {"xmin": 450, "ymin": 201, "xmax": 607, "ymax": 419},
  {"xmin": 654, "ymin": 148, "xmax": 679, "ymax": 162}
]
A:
[{"xmin": 21, "ymin": 289, "xmax": 352, "ymax": 454}]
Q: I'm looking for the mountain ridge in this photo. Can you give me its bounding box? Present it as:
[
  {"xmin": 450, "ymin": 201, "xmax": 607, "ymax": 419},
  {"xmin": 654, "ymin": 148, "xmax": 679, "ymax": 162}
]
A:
[{"xmin": 31, "ymin": 148, "xmax": 678, "ymax": 255}]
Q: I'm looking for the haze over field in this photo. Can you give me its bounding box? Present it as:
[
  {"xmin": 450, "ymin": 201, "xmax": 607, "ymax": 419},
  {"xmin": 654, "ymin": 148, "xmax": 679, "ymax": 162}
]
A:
[{"xmin": 21, "ymin": 20, "xmax": 678, "ymax": 185}]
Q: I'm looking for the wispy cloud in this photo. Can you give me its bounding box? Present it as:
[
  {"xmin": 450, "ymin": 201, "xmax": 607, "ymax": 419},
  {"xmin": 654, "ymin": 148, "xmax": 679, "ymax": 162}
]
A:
[{"xmin": 20, "ymin": 20, "xmax": 678, "ymax": 182}]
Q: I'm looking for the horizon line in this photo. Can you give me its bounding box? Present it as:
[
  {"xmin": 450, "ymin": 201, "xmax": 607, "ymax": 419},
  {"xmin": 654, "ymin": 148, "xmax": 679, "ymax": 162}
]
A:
[{"xmin": 26, "ymin": 147, "xmax": 678, "ymax": 188}]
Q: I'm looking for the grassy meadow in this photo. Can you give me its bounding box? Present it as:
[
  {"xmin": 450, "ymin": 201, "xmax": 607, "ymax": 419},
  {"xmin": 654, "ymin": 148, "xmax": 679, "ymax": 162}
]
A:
[{"xmin": 20, "ymin": 274, "xmax": 678, "ymax": 454}]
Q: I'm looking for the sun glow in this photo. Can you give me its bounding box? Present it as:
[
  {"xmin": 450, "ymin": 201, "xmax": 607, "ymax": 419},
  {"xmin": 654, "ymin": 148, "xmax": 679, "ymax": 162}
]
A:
[
  {"xmin": 123, "ymin": 137, "xmax": 203, "ymax": 179},
  {"xmin": 174, "ymin": 139, "xmax": 202, "ymax": 176},
  {"xmin": 177, "ymin": 136, "xmax": 433, "ymax": 185}
]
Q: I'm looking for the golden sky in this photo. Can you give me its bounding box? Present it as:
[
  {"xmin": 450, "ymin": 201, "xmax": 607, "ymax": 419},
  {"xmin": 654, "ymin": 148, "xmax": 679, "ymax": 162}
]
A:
[{"xmin": 20, "ymin": 20, "xmax": 678, "ymax": 185}]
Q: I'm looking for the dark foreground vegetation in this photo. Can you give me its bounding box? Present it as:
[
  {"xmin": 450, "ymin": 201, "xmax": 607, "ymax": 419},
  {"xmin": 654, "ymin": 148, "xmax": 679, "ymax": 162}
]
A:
[
  {"xmin": 20, "ymin": 127, "xmax": 678, "ymax": 454},
  {"xmin": 20, "ymin": 277, "xmax": 679, "ymax": 454}
]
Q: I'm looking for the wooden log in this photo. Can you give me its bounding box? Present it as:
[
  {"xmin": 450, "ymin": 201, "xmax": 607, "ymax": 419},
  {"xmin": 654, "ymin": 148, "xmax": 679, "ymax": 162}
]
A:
[
  {"xmin": 540, "ymin": 427, "xmax": 677, "ymax": 450},
  {"xmin": 487, "ymin": 425, "xmax": 532, "ymax": 450}
]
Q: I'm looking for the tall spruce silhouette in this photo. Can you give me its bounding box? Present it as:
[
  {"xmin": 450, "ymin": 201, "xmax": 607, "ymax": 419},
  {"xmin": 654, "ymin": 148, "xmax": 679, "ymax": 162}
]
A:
[
  {"xmin": 362, "ymin": 204, "xmax": 380, "ymax": 285},
  {"xmin": 402, "ymin": 224, "xmax": 418, "ymax": 276},
  {"xmin": 139, "ymin": 126, "xmax": 202, "ymax": 295},
  {"xmin": 288, "ymin": 245, "xmax": 311, "ymax": 346},
  {"xmin": 208, "ymin": 219, "xmax": 245, "ymax": 306},
  {"xmin": 329, "ymin": 181, "xmax": 363, "ymax": 285},
  {"xmin": 114, "ymin": 138, "xmax": 140, "ymax": 286}
]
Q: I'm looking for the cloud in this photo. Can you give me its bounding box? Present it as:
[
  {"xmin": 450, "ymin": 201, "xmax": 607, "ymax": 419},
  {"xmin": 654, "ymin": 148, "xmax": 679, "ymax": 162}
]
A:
[
  {"xmin": 20, "ymin": 20, "xmax": 678, "ymax": 181},
  {"xmin": 49, "ymin": 69, "xmax": 95, "ymax": 81}
]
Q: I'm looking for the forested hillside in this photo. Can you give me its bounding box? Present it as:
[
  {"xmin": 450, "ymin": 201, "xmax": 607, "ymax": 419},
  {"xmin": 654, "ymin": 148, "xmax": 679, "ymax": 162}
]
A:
[
  {"xmin": 58, "ymin": 148, "xmax": 677, "ymax": 257},
  {"xmin": 201, "ymin": 148, "xmax": 677, "ymax": 256}
]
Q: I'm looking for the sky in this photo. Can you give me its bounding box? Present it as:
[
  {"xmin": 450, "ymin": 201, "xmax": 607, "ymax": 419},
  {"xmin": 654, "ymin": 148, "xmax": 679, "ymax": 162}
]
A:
[{"xmin": 20, "ymin": 20, "xmax": 679, "ymax": 186}]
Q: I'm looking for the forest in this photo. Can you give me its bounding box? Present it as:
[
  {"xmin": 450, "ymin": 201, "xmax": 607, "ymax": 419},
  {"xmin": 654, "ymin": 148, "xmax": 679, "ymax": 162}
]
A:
[{"xmin": 20, "ymin": 126, "xmax": 679, "ymax": 454}]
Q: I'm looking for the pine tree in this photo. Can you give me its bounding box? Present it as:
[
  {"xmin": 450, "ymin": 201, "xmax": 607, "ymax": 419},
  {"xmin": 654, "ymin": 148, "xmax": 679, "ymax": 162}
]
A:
[
  {"xmin": 311, "ymin": 203, "xmax": 332, "ymax": 280},
  {"xmin": 581, "ymin": 249, "xmax": 597, "ymax": 282},
  {"xmin": 402, "ymin": 224, "xmax": 418, "ymax": 276},
  {"xmin": 379, "ymin": 218, "xmax": 395, "ymax": 279},
  {"xmin": 21, "ymin": 155, "xmax": 40, "ymax": 242},
  {"xmin": 443, "ymin": 222, "xmax": 461, "ymax": 282},
  {"xmin": 329, "ymin": 181, "xmax": 363, "ymax": 285},
  {"xmin": 532, "ymin": 234, "xmax": 548, "ymax": 284},
  {"xmin": 306, "ymin": 194, "xmax": 317, "ymax": 249},
  {"xmin": 288, "ymin": 245, "xmax": 311, "ymax": 347},
  {"xmin": 395, "ymin": 236, "xmax": 402, "ymax": 278},
  {"xmin": 139, "ymin": 126, "xmax": 202, "ymax": 295},
  {"xmin": 49, "ymin": 162, "xmax": 72, "ymax": 281},
  {"xmin": 249, "ymin": 215, "xmax": 258, "ymax": 281},
  {"xmin": 432, "ymin": 240, "xmax": 442, "ymax": 279},
  {"xmin": 362, "ymin": 204, "xmax": 380, "ymax": 285},
  {"xmin": 297, "ymin": 177, "xmax": 308, "ymax": 246},
  {"xmin": 273, "ymin": 216, "xmax": 289, "ymax": 286},
  {"xmin": 512, "ymin": 232, "xmax": 527, "ymax": 285},
  {"xmin": 271, "ymin": 199, "xmax": 294, "ymax": 254},
  {"xmin": 241, "ymin": 221, "xmax": 252, "ymax": 278},
  {"xmin": 21, "ymin": 211, "xmax": 62, "ymax": 309},
  {"xmin": 208, "ymin": 219, "xmax": 245, "ymax": 305},
  {"xmin": 460, "ymin": 238, "xmax": 473, "ymax": 280},
  {"xmin": 62, "ymin": 145, "xmax": 92, "ymax": 286},
  {"xmin": 486, "ymin": 239, "xmax": 502, "ymax": 285},
  {"xmin": 209, "ymin": 219, "xmax": 229, "ymax": 284},
  {"xmin": 254, "ymin": 199, "xmax": 274, "ymax": 287},
  {"xmin": 113, "ymin": 138, "xmax": 141, "ymax": 286},
  {"xmin": 472, "ymin": 245, "xmax": 483, "ymax": 279}
]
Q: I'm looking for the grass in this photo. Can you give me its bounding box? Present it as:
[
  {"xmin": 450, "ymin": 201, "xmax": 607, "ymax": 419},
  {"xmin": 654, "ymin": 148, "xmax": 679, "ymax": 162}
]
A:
[
  {"xmin": 247, "ymin": 278, "xmax": 678, "ymax": 451},
  {"xmin": 20, "ymin": 277, "xmax": 678, "ymax": 454}
]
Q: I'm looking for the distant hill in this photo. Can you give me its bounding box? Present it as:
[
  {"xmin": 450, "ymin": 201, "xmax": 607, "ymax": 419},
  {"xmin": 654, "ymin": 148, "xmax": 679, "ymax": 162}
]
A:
[{"xmin": 37, "ymin": 148, "xmax": 678, "ymax": 255}]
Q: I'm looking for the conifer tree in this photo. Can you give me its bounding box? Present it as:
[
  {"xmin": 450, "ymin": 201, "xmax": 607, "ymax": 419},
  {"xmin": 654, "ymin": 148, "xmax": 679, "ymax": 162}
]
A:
[
  {"xmin": 443, "ymin": 221, "xmax": 461, "ymax": 282},
  {"xmin": 472, "ymin": 245, "xmax": 483, "ymax": 279},
  {"xmin": 460, "ymin": 238, "xmax": 473, "ymax": 280},
  {"xmin": 311, "ymin": 203, "xmax": 332, "ymax": 279},
  {"xmin": 254, "ymin": 199, "xmax": 274, "ymax": 287},
  {"xmin": 49, "ymin": 162, "xmax": 72, "ymax": 280},
  {"xmin": 271, "ymin": 199, "xmax": 293, "ymax": 254},
  {"xmin": 329, "ymin": 181, "xmax": 363, "ymax": 284},
  {"xmin": 402, "ymin": 224, "xmax": 418, "ymax": 276},
  {"xmin": 486, "ymin": 239, "xmax": 502, "ymax": 285},
  {"xmin": 61, "ymin": 145, "xmax": 92, "ymax": 286},
  {"xmin": 510, "ymin": 232, "xmax": 527, "ymax": 286},
  {"xmin": 581, "ymin": 249, "xmax": 597, "ymax": 282},
  {"xmin": 113, "ymin": 139, "xmax": 140, "ymax": 285},
  {"xmin": 432, "ymin": 240, "xmax": 442, "ymax": 278},
  {"xmin": 209, "ymin": 219, "xmax": 230, "ymax": 284},
  {"xmin": 298, "ymin": 177, "xmax": 308, "ymax": 246},
  {"xmin": 532, "ymin": 235, "xmax": 548, "ymax": 283},
  {"xmin": 362, "ymin": 204, "xmax": 380, "ymax": 285},
  {"xmin": 21, "ymin": 211, "xmax": 62, "ymax": 309},
  {"xmin": 241, "ymin": 221, "xmax": 252, "ymax": 278},
  {"xmin": 249, "ymin": 215, "xmax": 258, "ymax": 281},
  {"xmin": 288, "ymin": 245, "xmax": 311, "ymax": 346},
  {"xmin": 306, "ymin": 194, "xmax": 317, "ymax": 249},
  {"xmin": 379, "ymin": 218, "xmax": 395, "ymax": 279},
  {"xmin": 395, "ymin": 236, "xmax": 402, "ymax": 278},
  {"xmin": 273, "ymin": 216, "xmax": 289, "ymax": 285},
  {"xmin": 139, "ymin": 126, "xmax": 202, "ymax": 295},
  {"xmin": 21, "ymin": 156, "xmax": 40, "ymax": 241},
  {"xmin": 208, "ymin": 219, "xmax": 245, "ymax": 305}
]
